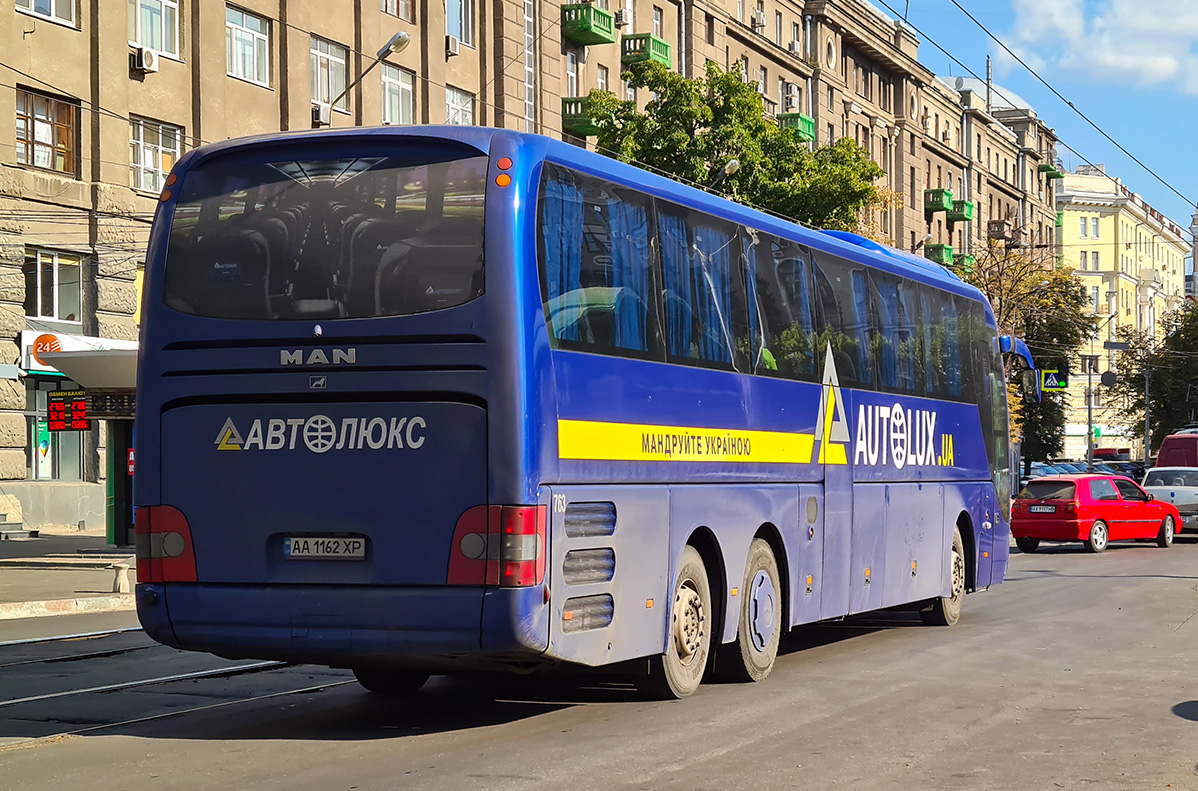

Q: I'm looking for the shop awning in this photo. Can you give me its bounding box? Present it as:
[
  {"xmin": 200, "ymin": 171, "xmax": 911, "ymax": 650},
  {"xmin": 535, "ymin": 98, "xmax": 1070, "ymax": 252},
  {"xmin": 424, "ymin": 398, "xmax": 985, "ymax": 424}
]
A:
[{"xmin": 39, "ymin": 349, "xmax": 138, "ymax": 389}]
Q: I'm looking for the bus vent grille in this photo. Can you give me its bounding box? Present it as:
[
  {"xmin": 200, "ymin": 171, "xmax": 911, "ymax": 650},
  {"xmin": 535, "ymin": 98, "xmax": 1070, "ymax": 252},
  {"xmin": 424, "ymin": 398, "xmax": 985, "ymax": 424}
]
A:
[
  {"xmin": 563, "ymin": 502, "xmax": 616, "ymax": 538},
  {"xmin": 562, "ymin": 594, "xmax": 614, "ymax": 633},
  {"xmin": 563, "ymin": 549, "xmax": 616, "ymax": 585}
]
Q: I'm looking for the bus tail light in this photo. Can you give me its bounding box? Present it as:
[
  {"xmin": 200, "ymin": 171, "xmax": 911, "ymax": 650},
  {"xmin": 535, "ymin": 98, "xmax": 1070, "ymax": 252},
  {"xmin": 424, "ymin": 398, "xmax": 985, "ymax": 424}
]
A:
[
  {"xmin": 135, "ymin": 505, "xmax": 198, "ymax": 583},
  {"xmin": 496, "ymin": 505, "xmax": 546, "ymax": 588}
]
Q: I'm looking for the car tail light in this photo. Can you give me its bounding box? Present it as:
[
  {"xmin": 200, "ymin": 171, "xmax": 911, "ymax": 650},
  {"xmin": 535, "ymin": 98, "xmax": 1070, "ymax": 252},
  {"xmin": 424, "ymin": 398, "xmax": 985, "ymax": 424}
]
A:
[
  {"xmin": 1065, "ymin": 500, "xmax": 1078, "ymax": 513},
  {"xmin": 134, "ymin": 505, "xmax": 197, "ymax": 583}
]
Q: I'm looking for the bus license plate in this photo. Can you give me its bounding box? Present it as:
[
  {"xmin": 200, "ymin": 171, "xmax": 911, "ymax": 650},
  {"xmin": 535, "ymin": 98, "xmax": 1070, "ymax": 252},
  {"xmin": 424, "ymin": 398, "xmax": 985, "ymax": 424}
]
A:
[
  {"xmin": 1029, "ymin": 505, "xmax": 1055, "ymax": 514},
  {"xmin": 284, "ymin": 537, "xmax": 366, "ymax": 560}
]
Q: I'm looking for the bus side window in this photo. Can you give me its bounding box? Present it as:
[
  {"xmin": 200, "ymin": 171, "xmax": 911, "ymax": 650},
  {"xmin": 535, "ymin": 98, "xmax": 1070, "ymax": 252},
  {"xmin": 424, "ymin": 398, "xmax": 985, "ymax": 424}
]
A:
[
  {"xmin": 748, "ymin": 235, "xmax": 820, "ymax": 382},
  {"xmin": 658, "ymin": 204, "xmax": 747, "ymax": 372},
  {"xmin": 939, "ymin": 293, "xmax": 963, "ymax": 399},
  {"xmin": 812, "ymin": 254, "xmax": 864, "ymax": 388},
  {"xmin": 537, "ymin": 164, "xmax": 663, "ymax": 360}
]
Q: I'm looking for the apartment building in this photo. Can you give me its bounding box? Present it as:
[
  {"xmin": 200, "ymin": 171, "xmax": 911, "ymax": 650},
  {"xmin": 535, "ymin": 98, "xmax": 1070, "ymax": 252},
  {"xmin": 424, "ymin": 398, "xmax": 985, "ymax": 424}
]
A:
[
  {"xmin": 0, "ymin": 0, "xmax": 1066, "ymax": 528},
  {"xmin": 1056, "ymin": 165, "xmax": 1191, "ymax": 459}
]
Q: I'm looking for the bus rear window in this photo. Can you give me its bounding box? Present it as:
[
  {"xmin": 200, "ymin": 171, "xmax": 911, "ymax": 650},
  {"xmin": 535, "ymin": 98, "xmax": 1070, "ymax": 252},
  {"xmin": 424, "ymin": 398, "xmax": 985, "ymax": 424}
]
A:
[
  {"xmin": 163, "ymin": 150, "xmax": 487, "ymax": 320},
  {"xmin": 1018, "ymin": 481, "xmax": 1076, "ymax": 500}
]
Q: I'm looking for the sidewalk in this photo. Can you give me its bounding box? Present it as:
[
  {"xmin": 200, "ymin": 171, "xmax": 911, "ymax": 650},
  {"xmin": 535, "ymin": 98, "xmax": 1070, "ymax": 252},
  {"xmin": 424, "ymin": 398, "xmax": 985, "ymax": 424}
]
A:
[{"xmin": 0, "ymin": 527, "xmax": 136, "ymax": 621}]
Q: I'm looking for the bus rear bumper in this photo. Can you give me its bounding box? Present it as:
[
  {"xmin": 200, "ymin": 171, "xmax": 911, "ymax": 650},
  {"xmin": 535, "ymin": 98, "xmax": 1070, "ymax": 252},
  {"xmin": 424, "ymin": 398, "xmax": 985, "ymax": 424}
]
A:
[{"xmin": 136, "ymin": 583, "xmax": 549, "ymax": 666}]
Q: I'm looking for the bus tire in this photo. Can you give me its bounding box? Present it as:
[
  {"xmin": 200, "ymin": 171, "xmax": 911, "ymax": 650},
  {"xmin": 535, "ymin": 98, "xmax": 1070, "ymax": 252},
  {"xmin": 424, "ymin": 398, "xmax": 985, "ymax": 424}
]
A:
[
  {"xmin": 636, "ymin": 545, "xmax": 712, "ymax": 700},
  {"xmin": 352, "ymin": 667, "xmax": 430, "ymax": 695},
  {"xmin": 715, "ymin": 538, "xmax": 781, "ymax": 683},
  {"xmin": 921, "ymin": 527, "xmax": 965, "ymax": 627}
]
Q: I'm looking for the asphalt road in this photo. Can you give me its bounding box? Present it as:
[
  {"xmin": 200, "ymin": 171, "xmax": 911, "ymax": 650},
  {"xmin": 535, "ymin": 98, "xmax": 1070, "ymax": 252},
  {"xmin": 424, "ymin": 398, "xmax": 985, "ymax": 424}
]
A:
[{"xmin": 3, "ymin": 538, "xmax": 1198, "ymax": 790}]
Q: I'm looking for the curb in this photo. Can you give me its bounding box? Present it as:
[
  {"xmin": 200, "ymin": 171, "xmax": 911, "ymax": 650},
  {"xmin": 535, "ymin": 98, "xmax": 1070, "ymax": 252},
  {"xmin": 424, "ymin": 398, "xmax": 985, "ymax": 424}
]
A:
[{"xmin": 0, "ymin": 594, "xmax": 136, "ymax": 621}]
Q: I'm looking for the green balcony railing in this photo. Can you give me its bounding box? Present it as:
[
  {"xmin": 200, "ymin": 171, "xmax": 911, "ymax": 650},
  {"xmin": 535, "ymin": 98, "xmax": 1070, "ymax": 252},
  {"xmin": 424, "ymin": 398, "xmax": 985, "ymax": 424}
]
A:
[
  {"xmin": 561, "ymin": 96, "xmax": 602, "ymax": 137},
  {"xmin": 561, "ymin": 4, "xmax": 617, "ymax": 46},
  {"xmin": 947, "ymin": 200, "xmax": 975, "ymax": 223},
  {"xmin": 621, "ymin": 33, "xmax": 672, "ymax": 67},
  {"xmin": 778, "ymin": 113, "xmax": 815, "ymax": 142},
  {"xmin": 1047, "ymin": 169, "xmax": 1065, "ymax": 179},
  {"xmin": 924, "ymin": 244, "xmax": 953, "ymax": 265},
  {"xmin": 1037, "ymin": 163, "xmax": 1056, "ymax": 173},
  {"xmin": 953, "ymin": 254, "xmax": 976, "ymax": 274},
  {"xmin": 923, "ymin": 189, "xmax": 953, "ymax": 213},
  {"xmin": 1056, "ymin": 210, "xmax": 1064, "ymax": 228}
]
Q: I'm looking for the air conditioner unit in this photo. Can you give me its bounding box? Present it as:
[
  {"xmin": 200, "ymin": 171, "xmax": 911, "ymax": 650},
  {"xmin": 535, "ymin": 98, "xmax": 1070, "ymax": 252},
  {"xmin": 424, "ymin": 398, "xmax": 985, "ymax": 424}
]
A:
[
  {"xmin": 752, "ymin": 10, "xmax": 766, "ymax": 30},
  {"xmin": 133, "ymin": 46, "xmax": 159, "ymax": 74},
  {"xmin": 787, "ymin": 40, "xmax": 801, "ymax": 55},
  {"xmin": 445, "ymin": 35, "xmax": 460, "ymax": 57},
  {"xmin": 941, "ymin": 128, "xmax": 951, "ymax": 143},
  {"xmin": 987, "ymin": 219, "xmax": 1011, "ymax": 241},
  {"xmin": 311, "ymin": 104, "xmax": 330, "ymax": 127},
  {"xmin": 613, "ymin": 9, "xmax": 629, "ymax": 28}
]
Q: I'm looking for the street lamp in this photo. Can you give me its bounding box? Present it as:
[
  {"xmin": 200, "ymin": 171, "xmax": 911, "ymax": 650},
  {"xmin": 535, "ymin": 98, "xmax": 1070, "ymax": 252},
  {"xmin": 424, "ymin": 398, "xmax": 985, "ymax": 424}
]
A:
[
  {"xmin": 709, "ymin": 159, "xmax": 739, "ymax": 191},
  {"xmin": 312, "ymin": 31, "xmax": 411, "ymax": 128},
  {"xmin": 912, "ymin": 233, "xmax": 933, "ymax": 252}
]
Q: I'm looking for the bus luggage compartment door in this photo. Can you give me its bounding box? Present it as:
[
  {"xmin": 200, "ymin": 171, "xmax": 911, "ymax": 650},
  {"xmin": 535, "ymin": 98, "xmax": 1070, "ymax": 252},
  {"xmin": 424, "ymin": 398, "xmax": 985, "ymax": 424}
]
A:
[{"xmin": 159, "ymin": 401, "xmax": 487, "ymax": 587}]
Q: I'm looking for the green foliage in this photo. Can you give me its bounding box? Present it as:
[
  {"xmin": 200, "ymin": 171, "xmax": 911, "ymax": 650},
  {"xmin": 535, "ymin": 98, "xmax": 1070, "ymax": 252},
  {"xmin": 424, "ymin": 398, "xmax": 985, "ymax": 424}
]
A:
[
  {"xmin": 586, "ymin": 61, "xmax": 884, "ymax": 230},
  {"xmin": 1108, "ymin": 302, "xmax": 1198, "ymax": 453}
]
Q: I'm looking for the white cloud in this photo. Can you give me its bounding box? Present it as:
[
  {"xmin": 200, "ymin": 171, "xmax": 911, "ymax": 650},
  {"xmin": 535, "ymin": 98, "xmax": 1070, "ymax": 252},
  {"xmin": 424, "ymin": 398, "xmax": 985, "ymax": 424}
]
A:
[{"xmin": 1008, "ymin": 0, "xmax": 1198, "ymax": 94}]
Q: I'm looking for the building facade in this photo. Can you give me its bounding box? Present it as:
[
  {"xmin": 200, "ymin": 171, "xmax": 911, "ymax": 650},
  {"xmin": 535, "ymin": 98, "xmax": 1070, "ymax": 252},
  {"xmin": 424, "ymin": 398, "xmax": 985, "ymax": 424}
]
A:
[
  {"xmin": 1056, "ymin": 165, "xmax": 1191, "ymax": 459},
  {"xmin": 0, "ymin": 0, "xmax": 1066, "ymax": 527}
]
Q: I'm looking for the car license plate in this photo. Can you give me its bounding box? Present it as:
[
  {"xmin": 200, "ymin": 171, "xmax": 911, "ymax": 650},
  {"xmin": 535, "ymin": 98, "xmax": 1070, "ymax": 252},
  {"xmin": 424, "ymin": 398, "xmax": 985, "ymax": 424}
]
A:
[
  {"xmin": 1029, "ymin": 505, "xmax": 1056, "ymax": 513},
  {"xmin": 284, "ymin": 536, "xmax": 366, "ymax": 560}
]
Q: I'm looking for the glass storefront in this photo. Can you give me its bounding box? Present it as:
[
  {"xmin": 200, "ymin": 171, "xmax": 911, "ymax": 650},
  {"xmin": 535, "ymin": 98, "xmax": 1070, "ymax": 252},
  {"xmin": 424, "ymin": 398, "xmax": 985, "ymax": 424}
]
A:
[{"xmin": 25, "ymin": 377, "xmax": 83, "ymax": 481}]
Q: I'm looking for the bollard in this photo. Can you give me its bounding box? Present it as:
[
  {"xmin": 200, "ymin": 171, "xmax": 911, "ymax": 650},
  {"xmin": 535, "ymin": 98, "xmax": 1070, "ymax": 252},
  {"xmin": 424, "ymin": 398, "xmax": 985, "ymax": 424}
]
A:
[{"xmin": 111, "ymin": 560, "xmax": 132, "ymax": 594}]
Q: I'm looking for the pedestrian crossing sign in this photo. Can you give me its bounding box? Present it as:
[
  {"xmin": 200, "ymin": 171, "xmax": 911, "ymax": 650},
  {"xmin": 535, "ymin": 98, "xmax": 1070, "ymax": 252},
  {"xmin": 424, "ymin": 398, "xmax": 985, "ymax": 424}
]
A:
[{"xmin": 1041, "ymin": 369, "xmax": 1067, "ymax": 390}]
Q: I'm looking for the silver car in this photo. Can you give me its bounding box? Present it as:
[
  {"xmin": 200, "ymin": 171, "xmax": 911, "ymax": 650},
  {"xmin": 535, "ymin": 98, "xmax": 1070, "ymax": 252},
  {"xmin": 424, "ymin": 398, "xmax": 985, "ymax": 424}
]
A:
[{"xmin": 1142, "ymin": 468, "xmax": 1198, "ymax": 533}]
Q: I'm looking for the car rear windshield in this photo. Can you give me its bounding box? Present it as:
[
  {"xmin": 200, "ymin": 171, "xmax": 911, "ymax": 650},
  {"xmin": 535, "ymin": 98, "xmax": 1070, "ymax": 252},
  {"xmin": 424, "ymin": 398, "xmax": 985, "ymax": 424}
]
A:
[
  {"xmin": 1145, "ymin": 469, "xmax": 1198, "ymax": 487},
  {"xmin": 163, "ymin": 147, "xmax": 487, "ymax": 320},
  {"xmin": 1019, "ymin": 481, "xmax": 1076, "ymax": 500}
]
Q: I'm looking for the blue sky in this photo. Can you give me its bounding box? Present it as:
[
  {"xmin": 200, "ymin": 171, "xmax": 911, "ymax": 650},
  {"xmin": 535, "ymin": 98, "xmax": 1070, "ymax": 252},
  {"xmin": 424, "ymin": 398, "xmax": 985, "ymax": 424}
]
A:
[{"xmin": 877, "ymin": 0, "xmax": 1196, "ymax": 263}]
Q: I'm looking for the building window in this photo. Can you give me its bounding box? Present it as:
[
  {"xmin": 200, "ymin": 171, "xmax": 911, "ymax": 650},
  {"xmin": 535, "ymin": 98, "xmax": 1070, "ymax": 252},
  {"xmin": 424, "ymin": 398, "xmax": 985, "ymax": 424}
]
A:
[
  {"xmin": 597, "ymin": 64, "xmax": 609, "ymax": 92},
  {"xmin": 24, "ymin": 247, "xmax": 81, "ymax": 323},
  {"xmin": 826, "ymin": 85, "xmax": 833, "ymax": 110},
  {"xmin": 1092, "ymin": 250, "xmax": 1099, "ymax": 269},
  {"xmin": 226, "ymin": 6, "xmax": 269, "ymax": 86},
  {"xmin": 26, "ymin": 379, "xmax": 85, "ymax": 482},
  {"xmin": 826, "ymin": 123, "xmax": 834, "ymax": 143},
  {"xmin": 381, "ymin": 0, "xmax": 413, "ymax": 21},
  {"xmin": 1079, "ymin": 251, "xmax": 1088, "ymax": 270},
  {"xmin": 1079, "ymin": 217, "xmax": 1088, "ymax": 238},
  {"xmin": 758, "ymin": 65, "xmax": 767, "ymax": 95},
  {"xmin": 381, "ymin": 63, "xmax": 415, "ymax": 125},
  {"xmin": 128, "ymin": 0, "xmax": 179, "ymax": 57},
  {"xmin": 15, "ymin": 89, "xmax": 78, "ymax": 177},
  {"xmin": 1091, "ymin": 217, "xmax": 1099, "ymax": 238},
  {"xmin": 653, "ymin": 6, "xmax": 663, "ymax": 37},
  {"xmin": 707, "ymin": 14, "xmax": 716, "ymax": 45},
  {"xmin": 130, "ymin": 117, "xmax": 182, "ymax": 193},
  {"xmin": 1091, "ymin": 286, "xmax": 1099, "ymax": 309},
  {"xmin": 566, "ymin": 51, "xmax": 579, "ymax": 96},
  {"xmin": 774, "ymin": 12, "xmax": 782, "ymax": 45},
  {"xmin": 909, "ymin": 166, "xmax": 916, "ymax": 203},
  {"xmin": 737, "ymin": 0, "xmax": 744, "ymax": 23},
  {"xmin": 16, "ymin": 0, "xmax": 74, "ymax": 25},
  {"xmin": 311, "ymin": 37, "xmax": 349, "ymax": 113},
  {"xmin": 447, "ymin": 0, "xmax": 473, "ymax": 46},
  {"xmin": 445, "ymin": 85, "xmax": 475, "ymax": 125}
]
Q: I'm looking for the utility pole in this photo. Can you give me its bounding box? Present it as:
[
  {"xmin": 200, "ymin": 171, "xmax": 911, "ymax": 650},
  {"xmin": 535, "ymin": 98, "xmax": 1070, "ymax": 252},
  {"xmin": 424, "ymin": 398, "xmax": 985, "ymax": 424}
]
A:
[
  {"xmin": 1145, "ymin": 369, "xmax": 1152, "ymax": 463},
  {"xmin": 1086, "ymin": 360, "xmax": 1094, "ymax": 471}
]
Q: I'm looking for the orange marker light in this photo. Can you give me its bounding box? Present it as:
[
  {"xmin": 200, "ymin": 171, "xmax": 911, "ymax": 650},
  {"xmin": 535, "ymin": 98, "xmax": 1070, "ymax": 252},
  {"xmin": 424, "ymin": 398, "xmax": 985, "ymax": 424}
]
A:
[
  {"xmin": 159, "ymin": 189, "xmax": 172, "ymax": 202},
  {"xmin": 495, "ymin": 173, "xmax": 511, "ymax": 187},
  {"xmin": 497, "ymin": 157, "xmax": 513, "ymax": 170},
  {"xmin": 165, "ymin": 172, "xmax": 177, "ymax": 187},
  {"xmin": 563, "ymin": 611, "xmax": 574, "ymax": 621},
  {"xmin": 645, "ymin": 599, "xmax": 654, "ymax": 609}
]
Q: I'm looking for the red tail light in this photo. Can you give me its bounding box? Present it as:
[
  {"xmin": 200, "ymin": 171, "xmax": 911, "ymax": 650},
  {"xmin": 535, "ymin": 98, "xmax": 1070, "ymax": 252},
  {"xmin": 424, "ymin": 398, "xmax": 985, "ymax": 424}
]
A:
[
  {"xmin": 134, "ymin": 505, "xmax": 198, "ymax": 583},
  {"xmin": 1065, "ymin": 501, "xmax": 1078, "ymax": 513},
  {"xmin": 446, "ymin": 504, "xmax": 547, "ymax": 587}
]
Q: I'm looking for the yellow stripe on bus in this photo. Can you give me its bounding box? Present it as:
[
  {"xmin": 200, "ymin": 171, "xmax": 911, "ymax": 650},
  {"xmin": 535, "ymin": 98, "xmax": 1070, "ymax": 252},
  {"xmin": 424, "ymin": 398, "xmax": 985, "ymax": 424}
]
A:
[{"xmin": 558, "ymin": 420, "xmax": 819, "ymax": 464}]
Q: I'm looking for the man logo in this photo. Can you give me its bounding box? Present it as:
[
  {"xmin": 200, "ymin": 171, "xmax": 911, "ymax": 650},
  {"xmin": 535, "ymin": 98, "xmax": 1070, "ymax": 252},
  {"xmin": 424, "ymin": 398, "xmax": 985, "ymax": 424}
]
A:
[
  {"xmin": 811, "ymin": 343, "xmax": 850, "ymax": 465},
  {"xmin": 280, "ymin": 348, "xmax": 356, "ymax": 366},
  {"xmin": 214, "ymin": 417, "xmax": 244, "ymax": 451}
]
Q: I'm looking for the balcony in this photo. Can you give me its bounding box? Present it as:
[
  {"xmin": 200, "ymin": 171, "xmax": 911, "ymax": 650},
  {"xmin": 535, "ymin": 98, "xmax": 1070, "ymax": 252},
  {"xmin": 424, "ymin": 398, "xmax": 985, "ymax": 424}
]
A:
[
  {"xmin": 924, "ymin": 244, "xmax": 953, "ymax": 265},
  {"xmin": 947, "ymin": 200, "xmax": 975, "ymax": 223},
  {"xmin": 621, "ymin": 33, "xmax": 672, "ymax": 67},
  {"xmin": 561, "ymin": 96, "xmax": 602, "ymax": 137},
  {"xmin": 953, "ymin": 254, "xmax": 975, "ymax": 274},
  {"xmin": 778, "ymin": 112, "xmax": 815, "ymax": 142},
  {"xmin": 1046, "ymin": 169, "xmax": 1065, "ymax": 180},
  {"xmin": 1056, "ymin": 211, "xmax": 1064, "ymax": 228},
  {"xmin": 561, "ymin": 4, "xmax": 617, "ymax": 46},
  {"xmin": 1037, "ymin": 163, "xmax": 1056, "ymax": 173},
  {"xmin": 923, "ymin": 189, "xmax": 953, "ymax": 213}
]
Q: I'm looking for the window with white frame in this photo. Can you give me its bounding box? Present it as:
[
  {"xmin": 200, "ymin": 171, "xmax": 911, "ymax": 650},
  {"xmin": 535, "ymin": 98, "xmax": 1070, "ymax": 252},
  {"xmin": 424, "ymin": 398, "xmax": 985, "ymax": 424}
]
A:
[
  {"xmin": 226, "ymin": 6, "xmax": 269, "ymax": 86},
  {"xmin": 16, "ymin": 0, "xmax": 74, "ymax": 25},
  {"xmin": 381, "ymin": 63, "xmax": 415, "ymax": 125},
  {"xmin": 380, "ymin": 0, "xmax": 413, "ymax": 22},
  {"xmin": 311, "ymin": 37, "xmax": 348, "ymax": 112},
  {"xmin": 130, "ymin": 117, "xmax": 182, "ymax": 193},
  {"xmin": 24, "ymin": 247, "xmax": 81, "ymax": 323},
  {"xmin": 445, "ymin": 85, "xmax": 475, "ymax": 125},
  {"xmin": 128, "ymin": 0, "xmax": 179, "ymax": 57},
  {"xmin": 774, "ymin": 12, "xmax": 782, "ymax": 45},
  {"xmin": 566, "ymin": 51, "xmax": 579, "ymax": 97},
  {"xmin": 447, "ymin": 0, "xmax": 473, "ymax": 46},
  {"xmin": 1079, "ymin": 217, "xmax": 1088, "ymax": 238},
  {"xmin": 792, "ymin": 22, "xmax": 800, "ymax": 50},
  {"xmin": 1079, "ymin": 250, "xmax": 1088, "ymax": 270},
  {"xmin": 597, "ymin": 64, "xmax": 608, "ymax": 92},
  {"xmin": 1091, "ymin": 217, "xmax": 1099, "ymax": 238},
  {"xmin": 653, "ymin": 6, "xmax": 662, "ymax": 37},
  {"xmin": 1090, "ymin": 286, "xmax": 1099, "ymax": 309},
  {"xmin": 16, "ymin": 89, "xmax": 78, "ymax": 176},
  {"xmin": 1092, "ymin": 250, "xmax": 1099, "ymax": 269}
]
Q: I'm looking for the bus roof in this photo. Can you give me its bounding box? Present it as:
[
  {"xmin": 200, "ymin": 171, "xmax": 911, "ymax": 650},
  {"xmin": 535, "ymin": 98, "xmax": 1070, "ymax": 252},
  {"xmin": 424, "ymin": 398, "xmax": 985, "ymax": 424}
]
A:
[{"xmin": 174, "ymin": 124, "xmax": 994, "ymax": 325}]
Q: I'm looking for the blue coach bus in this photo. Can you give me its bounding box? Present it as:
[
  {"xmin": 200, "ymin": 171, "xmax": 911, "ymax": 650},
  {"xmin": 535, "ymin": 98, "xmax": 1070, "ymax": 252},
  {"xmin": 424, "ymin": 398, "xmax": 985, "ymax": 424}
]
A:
[{"xmin": 135, "ymin": 126, "xmax": 1011, "ymax": 699}]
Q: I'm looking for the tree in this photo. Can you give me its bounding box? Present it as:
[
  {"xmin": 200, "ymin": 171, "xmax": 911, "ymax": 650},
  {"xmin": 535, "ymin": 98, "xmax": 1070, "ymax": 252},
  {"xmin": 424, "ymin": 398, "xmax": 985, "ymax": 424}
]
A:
[
  {"xmin": 1108, "ymin": 302, "xmax": 1198, "ymax": 454},
  {"xmin": 585, "ymin": 61, "xmax": 886, "ymax": 231},
  {"xmin": 949, "ymin": 242, "xmax": 1093, "ymax": 463}
]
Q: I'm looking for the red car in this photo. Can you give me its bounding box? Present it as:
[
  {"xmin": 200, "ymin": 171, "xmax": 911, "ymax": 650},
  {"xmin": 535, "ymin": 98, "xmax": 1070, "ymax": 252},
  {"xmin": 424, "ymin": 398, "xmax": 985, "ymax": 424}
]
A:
[{"xmin": 1012, "ymin": 474, "xmax": 1180, "ymax": 553}]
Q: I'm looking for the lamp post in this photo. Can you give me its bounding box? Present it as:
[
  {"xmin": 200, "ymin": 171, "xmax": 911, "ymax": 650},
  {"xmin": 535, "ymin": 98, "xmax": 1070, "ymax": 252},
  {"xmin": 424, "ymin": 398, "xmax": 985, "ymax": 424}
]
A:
[
  {"xmin": 313, "ymin": 31, "xmax": 411, "ymax": 128},
  {"xmin": 912, "ymin": 233, "xmax": 933, "ymax": 253},
  {"xmin": 709, "ymin": 159, "xmax": 740, "ymax": 191}
]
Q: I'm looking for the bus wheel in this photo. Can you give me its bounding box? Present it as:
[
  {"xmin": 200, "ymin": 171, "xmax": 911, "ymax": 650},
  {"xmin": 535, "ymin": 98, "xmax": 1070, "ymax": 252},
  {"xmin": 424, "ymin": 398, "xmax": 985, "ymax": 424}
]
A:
[
  {"xmin": 716, "ymin": 538, "xmax": 781, "ymax": 683},
  {"xmin": 352, "ymin": 667, "xmax": 430, "ymax": 695},
  {"xmin": 637, "ymin": 546, "xmax": 712, "ymax": 700},
  {"xmin": 921, "ymin": 527, "xmax": 965, "ymax": 627}
]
